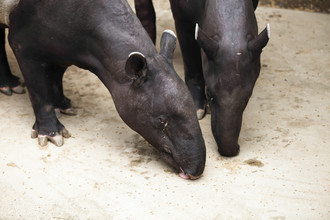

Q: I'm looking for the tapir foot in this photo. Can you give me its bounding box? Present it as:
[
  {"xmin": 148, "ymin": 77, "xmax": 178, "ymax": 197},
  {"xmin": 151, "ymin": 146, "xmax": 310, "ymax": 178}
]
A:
[
  {"xmin": 12, "ymin": 85, "xmax": 25, "ymax": 94},
  {"xmin": 197, "ymin": 109, "xmax": 206, "ymax": 120},
  {"xmin": 196, "ymin": 104, "xmax": 211, "ymax": 120},
  {"xmin": 55, "ymin": 107, "xmax": 77, "ymax": 118},
  {"xmin": 0, "ymin": 86, "xmax": 12, "ymax": 95},
  {"xmin": 31, "ymin": 128, "xmax": 71, "ymax": 147},
  {"xmin": 59, "ymin": 107, "xmax": 77, "ymax": 115},
  {"xmin": 55, "ymin": 98, "xmax": 77, "ymax": 118},
  {"xmin": 0, "ymin": 74, "xmax": 25, "ymax": 96},
  {"xmin": 0, "ymin": 84, "xmax": 25, "ymax": 96}
]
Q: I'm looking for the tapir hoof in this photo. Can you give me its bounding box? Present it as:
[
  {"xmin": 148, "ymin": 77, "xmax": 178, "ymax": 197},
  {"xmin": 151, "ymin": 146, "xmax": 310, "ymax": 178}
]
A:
[
  {"xmin": 12, "ymin": 85, "xmax": 26, "ymax": 94},
  {"xmin": 60, "ymin": 107, "xmax": 77, "ymax": 116},
  {"xmin": 0, "ymin": 86, "xmax": 12, "ymax": 96},
  {"xmin": 31, "ymin": 128, "xmax": 71, "ymax": 147},
  {"xmin": 197, "ymin": 109, "xmax": 206, "ymax": 120},
  {"xmin": 55, "ymin": 107, "xmax": 77, "ymax": 118},
  {"xmin": 0, "ymin": 85, "xmax": 25, "ymax": 96}
]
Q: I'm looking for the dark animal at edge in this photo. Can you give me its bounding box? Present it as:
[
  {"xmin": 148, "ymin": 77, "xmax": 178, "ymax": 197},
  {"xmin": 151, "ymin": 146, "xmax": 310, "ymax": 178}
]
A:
[
  {"xmin": 0, "ymin": 0, "xmax": 206, "ymax": 179},
  {"xmin": 135, "ymin": 0, "xmax": 270, "ymax": 157},
  {"xmin": 0, "ymin": 29, "xmax": 24, "ymax": 95}
]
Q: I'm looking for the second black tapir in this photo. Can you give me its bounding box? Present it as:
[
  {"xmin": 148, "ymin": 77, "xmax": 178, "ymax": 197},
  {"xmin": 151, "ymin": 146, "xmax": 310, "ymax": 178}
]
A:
[{"xmin": 135, "ymin": 0, "xmax": 270, "ymax": 157}]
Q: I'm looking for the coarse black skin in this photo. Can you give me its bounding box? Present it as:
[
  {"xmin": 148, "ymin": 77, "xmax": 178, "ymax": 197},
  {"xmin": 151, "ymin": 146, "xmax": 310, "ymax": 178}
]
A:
[
  {"xmin": 134, "ymin": 0, "xmax": 156, "ymax": 44},
  {"xmin": 135, "ymin": 0, "xmax": 269, "ymax": 157},
  {"xmin": 1, "ymin": 0, "xmax": 206, "ymax": 179},
  {"xmin": 0, "ymin": 27, "xmax": 25, "ymax": 95}
]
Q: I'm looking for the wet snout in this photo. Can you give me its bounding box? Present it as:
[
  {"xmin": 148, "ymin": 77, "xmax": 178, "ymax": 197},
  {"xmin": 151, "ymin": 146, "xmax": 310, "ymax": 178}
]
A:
[
  {"xmin": 211, "ymin": 108, "xmax": 243, "ymax": 157},
  {"xmin": 160, "ymin": 132, "xmax": 206, "ymax": 180},
  {"xmin": 178, "ymin": 152, "xmax": 206, "ymax": 180}
]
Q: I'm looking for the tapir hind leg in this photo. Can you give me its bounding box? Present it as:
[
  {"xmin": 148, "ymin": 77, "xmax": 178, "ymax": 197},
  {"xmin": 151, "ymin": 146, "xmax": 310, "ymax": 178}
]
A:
[
  {"xmin": 0, "ymin": 29, "xmax": 25, "ymax": 95},
  {"xmin": 49, "ymin": 68, "xmax": 77, "ymax": 117},
  {"xmin": 12, "ymin": 56, "xmax": 70, "ymax": 147}
]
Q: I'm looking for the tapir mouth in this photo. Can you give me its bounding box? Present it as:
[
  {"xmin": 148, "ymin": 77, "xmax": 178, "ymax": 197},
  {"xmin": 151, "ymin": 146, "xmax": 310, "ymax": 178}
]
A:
[
  {"xmin": 159, "ymin": 150, "xmax": 201, "ymax": 180},
  {"xmin": 179, "ymin": 167, "xmax": 200, "ymax": 180}
]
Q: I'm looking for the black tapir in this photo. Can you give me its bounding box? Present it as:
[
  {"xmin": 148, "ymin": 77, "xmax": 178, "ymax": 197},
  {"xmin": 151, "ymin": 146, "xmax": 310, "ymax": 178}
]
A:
[
  {"xmin": 0, "ymin": 0, "xmax": 206, "ymax": 179},
  {"xmin": 135, "ymin": 0, "xmax": 270, "ymax": 157}
]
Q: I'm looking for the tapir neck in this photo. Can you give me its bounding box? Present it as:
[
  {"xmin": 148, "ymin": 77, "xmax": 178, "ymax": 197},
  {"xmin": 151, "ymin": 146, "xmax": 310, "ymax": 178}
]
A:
[{"xmin": 63, "ymin": 0, "xmax": 157, "ymax": 95}]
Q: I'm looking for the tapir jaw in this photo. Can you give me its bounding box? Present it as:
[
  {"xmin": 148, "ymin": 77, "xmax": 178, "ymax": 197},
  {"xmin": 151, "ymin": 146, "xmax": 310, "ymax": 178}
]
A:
[
  {"xmin": 159, "ymin": 147, "xmax": 205, "ymax": 180},
  {"xmin": 215, "ymin": 139, "xmax": 241, "ymax": 157},
  {"xmin": 212, "ymin": 119, "xmax": 241, "ymax": 157},
  {"xmin": 210, "ymin": 103, "xmax": 244, "ymax": 157}
]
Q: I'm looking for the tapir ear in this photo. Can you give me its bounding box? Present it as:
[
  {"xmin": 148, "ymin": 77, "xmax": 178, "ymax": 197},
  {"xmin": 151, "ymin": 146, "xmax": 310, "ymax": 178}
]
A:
[
  {"xmin": 195, "ymin": 23, "xmax": 218, "ymax": 59},
  {"xmin": 160, "ymin": 29, "xmax": 177, "ymax": 65},
  {"xmin": 252, "ymin": 0, "xmax": 259, "ymax": 10},
  {"xmin": 125, "ymin": 52, "xmax": 147, "ymax": 80},
  {"xmin": 248, "ymin": 24, "xmax": 270, "ymax": 54}
]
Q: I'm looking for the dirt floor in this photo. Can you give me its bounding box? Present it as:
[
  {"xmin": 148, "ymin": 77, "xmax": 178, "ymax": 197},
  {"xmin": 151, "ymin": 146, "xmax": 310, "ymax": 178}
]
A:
[
  {"xmin": 1, "ymin": 1, "xmax": 329, "ymax": 219},
  {"xmin": 260, "ymin": 0, "xmax": 330, "ymax": 13}
]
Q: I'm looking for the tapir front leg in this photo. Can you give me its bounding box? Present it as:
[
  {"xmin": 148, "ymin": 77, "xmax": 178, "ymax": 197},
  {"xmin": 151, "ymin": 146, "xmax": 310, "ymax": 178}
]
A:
[
  {"xmin": 13, "ymin": 56, "xmax": 70, "ymax": 146},
  {"xmin": 134, "ymin": 0, "xmax": 156, "ymax": 44},
  {"xmin": 0, "ymin": 29, "xmax": 24, "ymax": 95},
  {"xmin": 169, "ymin": 7, "xmax": 206, "ymax": 120}
]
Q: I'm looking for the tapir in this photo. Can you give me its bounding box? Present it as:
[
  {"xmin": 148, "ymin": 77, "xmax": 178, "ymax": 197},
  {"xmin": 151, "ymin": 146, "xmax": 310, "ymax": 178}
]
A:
[
  {"xmin": 135, "ymin": 0, "xmax": 270, "ymax": 157},
  {"xmin": 0, "ymin": 0, "xmax": 206, "ymax": 179}
]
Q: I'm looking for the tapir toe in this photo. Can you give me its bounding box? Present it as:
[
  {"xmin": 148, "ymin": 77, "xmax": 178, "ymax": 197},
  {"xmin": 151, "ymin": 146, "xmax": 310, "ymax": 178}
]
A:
[
  {"xmin": 11, "ymin": 85, "xmax": 25, "ymax": 94},
  {"xmin": 0, "ymin": 86, "xmax": 12, "ymax": 96},
  {"xmin": 196, "ymin": 109, "xmax": 206, "ymax": 120},
  {"xmin": 31, "ymin": 128, "xmax": 71, "ymax": 147}
]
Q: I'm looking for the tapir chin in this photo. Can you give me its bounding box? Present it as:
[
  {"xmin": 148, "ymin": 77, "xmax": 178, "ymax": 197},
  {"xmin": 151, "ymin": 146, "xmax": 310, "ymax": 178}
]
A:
[
  {"xmin": 135, "ymin": 0, "xmax": 270, "ymax": 157},
  {"xmin": 0, "ymin": 0, "xmax": 206, "ymax": 179}
]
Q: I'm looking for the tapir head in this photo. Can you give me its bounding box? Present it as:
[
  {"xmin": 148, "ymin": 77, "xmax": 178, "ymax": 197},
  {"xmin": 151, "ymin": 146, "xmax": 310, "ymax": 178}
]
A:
[
  {"xmin": 116, "ymin": 30, "xmax": 206, "ymax": 179},
  {"xmin": 195, "ymin": 10, "xmax": 270, "ymax": 157}
]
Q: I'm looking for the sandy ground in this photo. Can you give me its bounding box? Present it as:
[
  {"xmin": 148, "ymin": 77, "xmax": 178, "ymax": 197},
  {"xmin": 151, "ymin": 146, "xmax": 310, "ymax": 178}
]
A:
[
  {"xmin": 1, "ymin": 1, "xmax": 329, "ymax": 219},
  {"xmin": 259, "ymin": 0, "xmax": 330, "ymax": 13}
]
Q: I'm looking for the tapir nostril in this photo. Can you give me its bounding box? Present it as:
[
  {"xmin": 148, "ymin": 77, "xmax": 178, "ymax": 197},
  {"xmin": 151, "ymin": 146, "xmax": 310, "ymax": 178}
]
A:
[
  {"xmin": 179, "ymin": 167, "xmax": 201, "ymax": 180},
  {"xmin": 187, "ymin": 174, "xmax": 201, "ymax": 180}
]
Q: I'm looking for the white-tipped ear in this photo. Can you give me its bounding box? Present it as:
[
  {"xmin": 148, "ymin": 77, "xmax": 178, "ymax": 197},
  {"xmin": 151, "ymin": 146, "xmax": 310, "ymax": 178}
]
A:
[
  {"xmin": 195, "ymin": 24, "xmax": 219, "ymax": 59},
  {"xmin": 247, "ymin": 24, "xmax": 270, "ymax": 54},
  {"xmin": 128, "ymin": 51, "xmax": 146, "ymax": 59},
  {"xmin": 163, "ymin": 29, "xmax": 176, "ymax": 38},
  {"xmin": 266, "ymin": 23, "xmax": 270, "ymax": 38},
  {"xmin": 125, "ymin": 52, "xmax": 147, "ymax": 81},
  {"xmin": 160, "ymin": 29, "xmax": 177, "ymax": 64},
  {"xmin": 195, "ymin": 23, "xmax": 199, "ymax": 41}
]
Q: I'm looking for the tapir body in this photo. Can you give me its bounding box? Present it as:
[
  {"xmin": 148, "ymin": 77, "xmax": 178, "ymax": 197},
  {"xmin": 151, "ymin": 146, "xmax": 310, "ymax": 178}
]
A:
[
  {"xmin": 0, "ymin": 0, "xmax": 206, "ymax": 179},
  {"xmin": 135, "ymin": 0, "xmax": 269, "ymax": 156}
]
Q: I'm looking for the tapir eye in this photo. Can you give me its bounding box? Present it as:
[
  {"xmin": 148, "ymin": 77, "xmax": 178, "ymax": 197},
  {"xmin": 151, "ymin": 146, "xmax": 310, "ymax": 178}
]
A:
[{"xmin": 158, "ymin": 116, "xmax": 168, "ymax": 128}]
